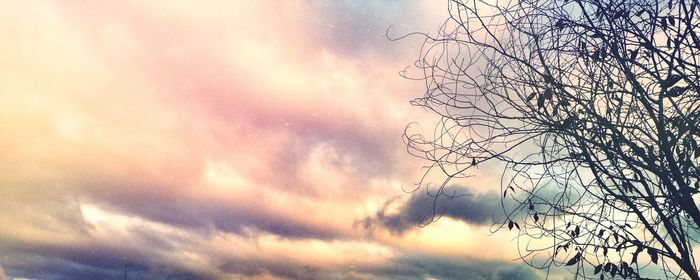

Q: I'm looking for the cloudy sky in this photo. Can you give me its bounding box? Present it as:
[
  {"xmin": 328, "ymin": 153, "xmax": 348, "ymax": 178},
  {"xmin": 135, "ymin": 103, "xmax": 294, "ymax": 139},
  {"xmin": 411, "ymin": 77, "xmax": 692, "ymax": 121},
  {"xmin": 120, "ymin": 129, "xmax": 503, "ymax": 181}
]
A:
[{"xmin": 0, "ymin": 1, "xmax": 548, "ymax": 279}]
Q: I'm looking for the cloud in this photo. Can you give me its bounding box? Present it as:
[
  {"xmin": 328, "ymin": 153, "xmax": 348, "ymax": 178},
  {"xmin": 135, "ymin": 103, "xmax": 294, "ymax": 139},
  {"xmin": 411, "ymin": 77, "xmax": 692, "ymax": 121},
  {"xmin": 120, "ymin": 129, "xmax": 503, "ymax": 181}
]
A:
[
  {"xmin": 3, "ymin": 249, "xmax": 540, "ymax": 280},
  {"xmin": 0, "ymin": 213, "xmax": 215, "ymax": 280},
  {"xmin": 94, "ymin": 191, "xmax": 343, "ymax": 240},
  {"xmin": 2, "ymin": 247, "xmax": 173, "ymax": 280},
  {"xmin": 387, "ymin": 255, "xmax": 541, "ymax": 280},
  {"xmin": 0, "ymin": 1, "xmax": 538, "ymax": 279},
  {"xmin": 194, "ymin": 250, "xmax": 543, "ymax": 280},
  {"xmin": 365, "ymin": 186, "xmax": 503, "ymax": 234},
  {"xmin": 0, "ymin": 199, "xmax": 399, "ymax": 279},
  {"xmin": 337, "ymin": 254, "xmax": 542, "ymax": 280}
]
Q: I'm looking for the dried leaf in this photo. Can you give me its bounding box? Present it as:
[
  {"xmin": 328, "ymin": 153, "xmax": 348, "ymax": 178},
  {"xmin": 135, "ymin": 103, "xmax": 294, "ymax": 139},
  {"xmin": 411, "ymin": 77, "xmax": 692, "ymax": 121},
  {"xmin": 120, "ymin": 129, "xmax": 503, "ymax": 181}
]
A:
[
  {"xmin": 667, "ymin": 86, "xmax": 688, "ymax": 97},
  {"xmin": 630, "ymin": 49, "xmax": 639, "ymax": 60},
  {"xmin": 526, "ymin": 92, "xmax": 537, "ymax": 101},
  {"xmin": 611, "ymin": 264, "xmax": 618, "ymax": 277},
  {"xmin": 662, "ymin": 75, "xmax": 683, "ymax": 88},
  {"xmin": 594, "ymin": 264, "xmax": 602, "ymax": 274},
  {"xmin": 648, "ymin": 248, "xmax": 658, "ymax": 264},
  {"xmin": 565, "ymin": 253, "xmax": 581, "ymax": 266},
  {"xmin": 555, "ymin": 19, "xmax": 565, "ymax": 29},
  {"xmin": 661, "ymin": 17, "xmax": 668, "ymax": 30}
]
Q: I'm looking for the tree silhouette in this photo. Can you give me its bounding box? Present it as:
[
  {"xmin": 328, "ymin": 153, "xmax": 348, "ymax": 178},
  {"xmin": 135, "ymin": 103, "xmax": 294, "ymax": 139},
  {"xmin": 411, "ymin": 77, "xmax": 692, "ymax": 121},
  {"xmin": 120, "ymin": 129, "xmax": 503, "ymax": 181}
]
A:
[{"xmin": 403, "ymin": 0, "xmax": 700, "ymax": 278}]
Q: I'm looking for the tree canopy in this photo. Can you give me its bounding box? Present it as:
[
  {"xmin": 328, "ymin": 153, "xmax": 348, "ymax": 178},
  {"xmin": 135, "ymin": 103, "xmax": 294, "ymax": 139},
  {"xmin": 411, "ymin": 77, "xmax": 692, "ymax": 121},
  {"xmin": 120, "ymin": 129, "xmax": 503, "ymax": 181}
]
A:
[{"xmin": 404, "ymin": 0, "xmax": 700, "ymax": 278}]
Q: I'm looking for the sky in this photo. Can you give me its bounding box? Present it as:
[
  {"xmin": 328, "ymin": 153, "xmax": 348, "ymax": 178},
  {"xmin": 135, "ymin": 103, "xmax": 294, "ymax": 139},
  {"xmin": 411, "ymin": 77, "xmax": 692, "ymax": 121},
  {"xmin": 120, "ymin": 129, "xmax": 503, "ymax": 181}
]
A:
[{"xmin": 0, "ymin": 1, "xmax": 546, "ymax": 279}]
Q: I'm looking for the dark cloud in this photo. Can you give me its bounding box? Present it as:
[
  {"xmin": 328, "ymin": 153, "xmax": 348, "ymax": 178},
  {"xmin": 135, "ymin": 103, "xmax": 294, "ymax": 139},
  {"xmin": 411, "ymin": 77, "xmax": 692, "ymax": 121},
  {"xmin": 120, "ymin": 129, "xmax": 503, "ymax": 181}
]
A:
[
  {"xmin": 314, "ymin": 255, "xmax": 544, "ymax": 280},
  {"xmin": 1, "ymin": 228, "xmax": 542, "ymax": 280},
  {"xmin": 90, "ymin": 189, "xmax": 342, "ymax": 240},
  {"xmin": 0, "ymin": 244, "xmax": 205, "ymax": 280},
  {"xmin": 216, "ymin": 252, "xmax": 542, "ymax": 280},
  {"xmin": 371, "ymin": 255, "xmax": 542, "ymax": 280},
  {"xmin": 365, "ymin": 186, "xmax": 503, "ymax": 234},
  {"xmin": 219, "ymin": 258, "xmax": 325, "ymax": 280}
]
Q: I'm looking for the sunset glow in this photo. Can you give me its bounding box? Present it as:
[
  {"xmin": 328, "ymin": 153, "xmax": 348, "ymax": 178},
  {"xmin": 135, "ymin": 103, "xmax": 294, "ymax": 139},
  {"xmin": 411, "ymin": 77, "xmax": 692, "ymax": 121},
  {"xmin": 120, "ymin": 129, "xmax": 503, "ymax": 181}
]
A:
[{"xmin": 0, "ymin": 1, "xmax": 544, "ymax": 279}]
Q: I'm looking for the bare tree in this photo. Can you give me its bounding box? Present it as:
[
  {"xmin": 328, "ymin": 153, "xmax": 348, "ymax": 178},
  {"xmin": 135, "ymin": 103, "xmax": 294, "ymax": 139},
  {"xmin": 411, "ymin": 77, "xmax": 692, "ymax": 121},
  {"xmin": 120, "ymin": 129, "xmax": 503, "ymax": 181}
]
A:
[{"xmin": 403, "ymin": 0, "xmax": 700, "ymax": 278}]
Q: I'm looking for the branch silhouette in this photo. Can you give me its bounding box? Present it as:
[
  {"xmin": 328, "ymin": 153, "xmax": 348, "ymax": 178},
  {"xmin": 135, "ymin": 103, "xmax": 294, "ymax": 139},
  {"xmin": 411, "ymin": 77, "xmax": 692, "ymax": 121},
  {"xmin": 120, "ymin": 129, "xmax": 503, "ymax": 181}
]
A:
[{"xmin": 404, "ymin": 0, "xmax": 700, "ymax": 279}]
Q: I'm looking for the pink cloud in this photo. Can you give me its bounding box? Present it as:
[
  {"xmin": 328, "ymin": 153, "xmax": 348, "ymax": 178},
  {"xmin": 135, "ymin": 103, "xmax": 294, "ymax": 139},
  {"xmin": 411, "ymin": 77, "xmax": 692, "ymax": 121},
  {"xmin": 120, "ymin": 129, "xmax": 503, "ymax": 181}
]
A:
[{"xmin": 0, "ymin": 1, "xmax": 527, "ymax": 279}]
